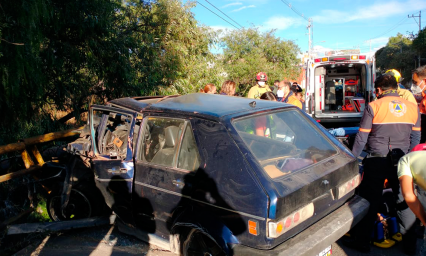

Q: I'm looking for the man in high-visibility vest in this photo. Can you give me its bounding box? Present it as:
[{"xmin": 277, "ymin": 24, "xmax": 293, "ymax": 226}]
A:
[
  {"xmin": 385, "ymin": 69, "xmax": 416, "ymax": 105},
  {"xmin": 276, "ymin": 80, "xmax": 302, "ymax": 109},
  {"xmin": 343, "ymin": 74, "xmax": 421, "ymax": 253},
  {"xmin": 247, "ymin": 72, "xmax": 271, "ymax": 99}
]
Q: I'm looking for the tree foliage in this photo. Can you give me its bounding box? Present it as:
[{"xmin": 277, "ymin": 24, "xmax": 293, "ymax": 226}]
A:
[
  {"xmin": 221, "ymin": 28, "xmax": 300, "ymax": 95},
  {"xmin": 412, "ymin": 28, "xmax": 426, "ymax": 58},
  {"xmin": 0, "ymin": 0, "xmax": 301, "ymax": 143},
  {"xmin": 375, "ymin": 33, "xmax": 419, "ymax": 83}
]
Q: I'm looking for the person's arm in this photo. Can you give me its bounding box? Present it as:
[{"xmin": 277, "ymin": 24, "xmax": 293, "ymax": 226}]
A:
[
  {"xmin": 406, "ymin": 90, "xmax": 417, "ymax": 105},
  {"xmin": 247, "ymin": 87, "xmax": 255, "ymax": 99},
  {"xmin": 351, "ymin": 105, "xmax": 374, "ymax": 157},
  {"xmin": 400, "ymin": 175, "xmax": 426, "ymax": 226},
  {"xmin": 410, "ymin": 107, "xmax": 421, "ymax": 151}
]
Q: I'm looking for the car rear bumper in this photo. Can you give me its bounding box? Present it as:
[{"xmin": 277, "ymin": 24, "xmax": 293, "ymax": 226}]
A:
[{"xmin": 232, "ymin": 195, "xmax": 369, "ymax": 256}]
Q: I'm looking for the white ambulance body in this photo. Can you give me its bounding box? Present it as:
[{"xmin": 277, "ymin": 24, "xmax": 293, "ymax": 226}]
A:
[{"xmin": 305, "ymin": 54, "xmax": 376, "ymax": 123}]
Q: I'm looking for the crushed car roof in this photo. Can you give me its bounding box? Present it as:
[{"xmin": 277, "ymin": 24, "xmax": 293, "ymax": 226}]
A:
[{"xmin": 108, "ymin": 93, "xmax": 292, "ymax": 119}]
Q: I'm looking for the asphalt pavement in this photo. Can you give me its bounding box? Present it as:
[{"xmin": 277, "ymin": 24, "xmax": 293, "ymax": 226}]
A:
[{"xmin": 14, "ymin": 224, "xmax": 423, "ymax": 256}]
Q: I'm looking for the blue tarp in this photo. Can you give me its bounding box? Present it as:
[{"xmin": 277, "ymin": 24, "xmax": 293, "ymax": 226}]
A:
[{"xmin": 328, "ymin": 127, "xmax": 359, "ymax": 137}]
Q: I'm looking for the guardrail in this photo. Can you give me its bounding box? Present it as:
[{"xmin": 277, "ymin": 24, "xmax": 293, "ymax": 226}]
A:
[{"xmin": 0, "ymin": 127, "xmax": 84, "ymax": 183}]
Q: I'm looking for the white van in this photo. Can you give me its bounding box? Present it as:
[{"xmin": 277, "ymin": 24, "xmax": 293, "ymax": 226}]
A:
[{"xmin": 305, "ymin": 54, "xmax": 376, "ymax": 123}]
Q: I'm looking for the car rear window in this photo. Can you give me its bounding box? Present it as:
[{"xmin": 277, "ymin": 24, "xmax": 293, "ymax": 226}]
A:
[{"xmin": 233, "ymin": 109, "xmax": 338, "ymax": 179}]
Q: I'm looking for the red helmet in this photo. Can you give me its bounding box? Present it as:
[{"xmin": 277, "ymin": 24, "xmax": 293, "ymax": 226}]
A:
[
  {"xmin": 412, "ymin": 143, "xmax": 426, "ymax": 151},
  {"xmin": 256, "ymin": 72, "xmax": 268, "ymax": 82}
]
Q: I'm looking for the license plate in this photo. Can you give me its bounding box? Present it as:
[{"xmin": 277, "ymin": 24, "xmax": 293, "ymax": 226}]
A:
[{"xmin": 317, "ymin": 245, "xmax": 332, "ymax": 256}]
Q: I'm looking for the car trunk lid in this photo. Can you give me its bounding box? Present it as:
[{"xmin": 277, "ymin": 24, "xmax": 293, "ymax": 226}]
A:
[{"xmin": 271, "ymin": 153, "xmax": 358, "ymax": 219}]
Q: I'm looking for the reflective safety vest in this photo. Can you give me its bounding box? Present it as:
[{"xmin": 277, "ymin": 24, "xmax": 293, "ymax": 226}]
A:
[{"xmin": 352, "ymin": 91, "xmax": 421, "ymax": 157}]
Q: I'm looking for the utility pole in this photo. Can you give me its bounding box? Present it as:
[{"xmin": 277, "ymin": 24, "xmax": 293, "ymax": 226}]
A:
[
  {"xmin": 307, "ymin": 18, "xmax": 312, "ymax": 58},
  {"xmin": 409, "ymin": 11, "xmax": 422, "ymax": 67}
]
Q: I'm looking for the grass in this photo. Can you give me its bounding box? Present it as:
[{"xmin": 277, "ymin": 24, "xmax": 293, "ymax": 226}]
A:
[{"xmin": 27, "ymin": 195, "xmax": 51, "ymax": 223}]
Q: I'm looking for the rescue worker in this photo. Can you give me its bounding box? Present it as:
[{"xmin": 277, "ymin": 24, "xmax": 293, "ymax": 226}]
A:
[
  {"xmin": 397, "ymin": 145, "xmax": 426, "ymax": 255},
  {"xmin": 343, "ymin": 74, "xmax": 421, "ymax": 253},
  {"xmin": 277, "ymin": 80, "xmax": 302, "ymax": 109},
  {"xmin": 247, "ymin": 72, "xmax": 271, "ymax": 99},
  {"xmin": 411, "ymin": 65, "xmax": 426, "ymax": 143},
  {"xmin": 385, "ymin": 69, "xmax": 417, "ymax": 104}
]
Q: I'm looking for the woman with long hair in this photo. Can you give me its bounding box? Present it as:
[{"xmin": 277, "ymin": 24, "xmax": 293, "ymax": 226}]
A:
[
  {"xmin": 200, "ymin": 84, "xmax": 217, "ymax": 94},
  {"xmin": 219, "ymin": 80, "xmax": 236, "ymax": 96}
]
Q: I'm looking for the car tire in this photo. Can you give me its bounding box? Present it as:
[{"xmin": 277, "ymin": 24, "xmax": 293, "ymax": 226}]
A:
[
  {"xmin": 47, "ymin": 186, "xmax": 103, "ymax": 221},
  {"xmin": 182, "ymin": 228, "xmax": 226, "ymax": 256}
]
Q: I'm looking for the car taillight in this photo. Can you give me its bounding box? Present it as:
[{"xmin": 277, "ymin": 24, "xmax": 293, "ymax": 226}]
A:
[
  {"xmin": 359, "ymin": 55, "xmax": 366, "ymax": 59},
  {"xmin": 268, "ymin": 203, "xmax": 314, "ymax": 238},
  {"xmin": 314, "ymin": 58, "xmax": 321, "ymax": 63},
  {"xmin": 338, "ymin": 174, "xmax": 361, "ymax": 199}
]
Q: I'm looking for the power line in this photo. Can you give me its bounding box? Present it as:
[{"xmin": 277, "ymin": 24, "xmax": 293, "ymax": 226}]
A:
[
  {"xmin": 370, "ymin": 17, "xmax": 408, "ymax": 40},
  {"xmin": 196, "ymin": 1, "xmax": 240, "ymax": 30},
  {"xmin": 279, "ymin": 0, "xmax": 309, "ymax": 22},
  {"xmin": 203, "ymin": 0, "xmax": 244, "ymax": 29}
]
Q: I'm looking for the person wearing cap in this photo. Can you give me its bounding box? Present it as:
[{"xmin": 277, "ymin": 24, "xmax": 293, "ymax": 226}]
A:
[
  {"xmin": 398, "ymin": 144, "xmax": 426, "ymax": 255},
  {"xmin": 411, "ymin": 65, "xmax": 426, "ymax": 143},
  {"xmin": 344, "ymin": 74, "xmax": 421, "ymax": 253},
  {"xmin": 385, "ymin": 69, "xmax": 417, "ymax": 105},
  {"xmin": 248, "ymin": 72, "xmax": 271, "ymax": 99}
]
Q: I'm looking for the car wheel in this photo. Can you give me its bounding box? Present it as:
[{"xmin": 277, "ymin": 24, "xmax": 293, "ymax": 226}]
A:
[
  {"xmin": 47, "ymin": 188, "xmax": 93, "ymax": 221},
  {"xmin": 183, "ymin": 228, "xmax": 226, "ymax": 256}
]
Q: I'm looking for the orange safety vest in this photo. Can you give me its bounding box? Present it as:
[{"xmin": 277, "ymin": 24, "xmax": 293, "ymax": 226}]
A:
[{"xmin": 352, "ymin": 91, "xmax": 421, "ymax": 157}]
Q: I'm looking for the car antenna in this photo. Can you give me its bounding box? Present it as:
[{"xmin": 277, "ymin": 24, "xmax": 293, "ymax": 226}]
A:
[{"xmin": 249, "ymin": 101, "xmax": 256, "ymax": 108}]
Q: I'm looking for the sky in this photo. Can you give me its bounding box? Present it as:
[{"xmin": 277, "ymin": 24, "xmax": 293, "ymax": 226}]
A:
[{"xmin": 189, "ymin": 0, "xmax": 426, "ymax": 56}]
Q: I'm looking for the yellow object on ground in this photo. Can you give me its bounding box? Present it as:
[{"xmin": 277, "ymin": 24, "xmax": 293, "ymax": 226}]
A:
[
  {"xmin": 392, "ymin": 233, "xmax": 402, "ymax": 242},
  {"xmin": 373, "ymin": 239, "xmax": 395, "ymax": 248}
]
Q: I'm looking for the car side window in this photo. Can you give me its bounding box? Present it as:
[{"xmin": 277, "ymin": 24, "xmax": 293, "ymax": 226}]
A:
[
  {"xmin": 91, "ymin": 110, "xmax": 132, "ymax": 159},
  {"xmin": 133, "ymin": 115, "xmax": 143, "ymax": 151},
  {"xmin": 177, "ymin": 123, "xmax": 200, "ymax": 171},
  {"xmin": 141, "ymin": 117, "xmax": 185, "ymax": 167}
]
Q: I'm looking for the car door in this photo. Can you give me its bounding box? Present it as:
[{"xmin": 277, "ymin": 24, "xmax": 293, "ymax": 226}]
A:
[
  {"xmin": 133, "ymin": 116, "xmax": 201, "ymax": 236},
  {"xmin": 89, "ymin": 105, "xmax": 137, "ymax": 223}
]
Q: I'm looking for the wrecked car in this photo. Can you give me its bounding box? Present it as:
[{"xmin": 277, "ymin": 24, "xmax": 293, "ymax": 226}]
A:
[{"xmin": 63, "ymin": 93, "xmax": 369, "ymax": 256}]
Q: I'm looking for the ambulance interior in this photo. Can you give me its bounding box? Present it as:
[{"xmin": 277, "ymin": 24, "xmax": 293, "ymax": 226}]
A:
[{"xmin": 321, "ymin": 63, "xmax": 367, "ymax": 113}]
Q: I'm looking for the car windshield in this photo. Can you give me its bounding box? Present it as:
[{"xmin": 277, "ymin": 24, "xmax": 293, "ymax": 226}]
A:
[{"xmin": 233, "ymin": 109, "xmax": 338, "ymax": 179}]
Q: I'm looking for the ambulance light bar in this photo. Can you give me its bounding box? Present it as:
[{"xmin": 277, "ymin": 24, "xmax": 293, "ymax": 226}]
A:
[{"xmin": 314, "ymin": 55, "xmax": 366, "ymax": 63}]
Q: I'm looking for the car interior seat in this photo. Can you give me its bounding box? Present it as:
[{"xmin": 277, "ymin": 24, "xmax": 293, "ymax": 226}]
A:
[
  {"xmin": 325, "ymin": 81, "xmax": 336, "ymax": 109},
  {"xmin": 151, "ymin": 125, "xmax": 180, "ymax": 166},
  {"xmin": 177, "ymin": 127, "xmax": 200, "ymax": 171}
]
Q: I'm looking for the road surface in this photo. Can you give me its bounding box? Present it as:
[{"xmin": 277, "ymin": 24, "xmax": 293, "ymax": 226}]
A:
[{"xmin": 15, "ymin": 224, "xmax": 422, "ymax": 256}]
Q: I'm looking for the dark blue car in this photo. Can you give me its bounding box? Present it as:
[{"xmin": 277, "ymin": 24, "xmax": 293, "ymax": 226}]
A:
[{"xmin": 73, "ymin": 94, "xmax": 368, "ymax": 256}]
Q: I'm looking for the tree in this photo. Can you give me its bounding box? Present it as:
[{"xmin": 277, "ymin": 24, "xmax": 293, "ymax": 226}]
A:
[
  {"xmin": 220, "ymin": 28, "xmax": 300, "ymax": 95},
  {"xmin": 375, "ymin": 33, "xmax": 416, "ymax": 83},
  {"xmin": 123, "ymin": 0, "xmax": 220, "ymax": 95},
  {"xmin": 412, "ymin": 28, "xmax": 426, "ymax": 64},
  {"xmin": 0, "ymin": 0, "xmax": 218, "ymax": 144}
]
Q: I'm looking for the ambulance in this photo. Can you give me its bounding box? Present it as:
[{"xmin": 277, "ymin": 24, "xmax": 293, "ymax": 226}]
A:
[{"xmin": 305, "ymin": 54, "xmax": 376, "ymax": 123}]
